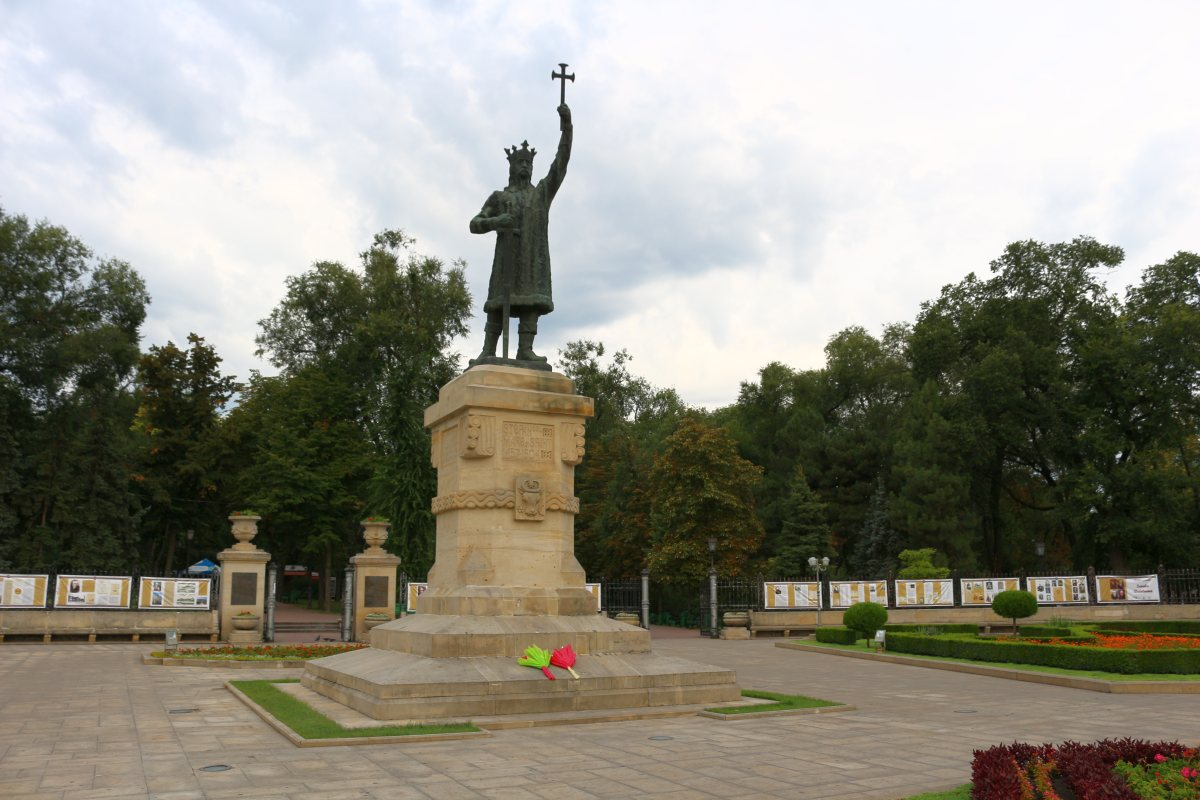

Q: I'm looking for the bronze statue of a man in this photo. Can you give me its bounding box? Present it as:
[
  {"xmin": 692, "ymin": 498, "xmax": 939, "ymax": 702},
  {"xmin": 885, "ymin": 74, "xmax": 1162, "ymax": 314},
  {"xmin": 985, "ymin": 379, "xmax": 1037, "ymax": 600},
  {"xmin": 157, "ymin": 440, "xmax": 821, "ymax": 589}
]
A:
[{"xmin": 469, "ymin": 102, "xmax": 572, "ymax": 368}]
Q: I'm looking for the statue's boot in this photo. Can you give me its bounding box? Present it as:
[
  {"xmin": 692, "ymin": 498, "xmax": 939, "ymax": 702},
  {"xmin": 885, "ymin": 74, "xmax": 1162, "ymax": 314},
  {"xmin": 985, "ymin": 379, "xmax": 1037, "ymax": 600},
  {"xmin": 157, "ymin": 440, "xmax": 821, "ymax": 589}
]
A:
[
  {"xmin": 516, "ymin": 317, "xmax": 548, "ymax": 363},
  {"xmin": 470, "ymin": 318, "xmax": 502, "ymax": 364}
]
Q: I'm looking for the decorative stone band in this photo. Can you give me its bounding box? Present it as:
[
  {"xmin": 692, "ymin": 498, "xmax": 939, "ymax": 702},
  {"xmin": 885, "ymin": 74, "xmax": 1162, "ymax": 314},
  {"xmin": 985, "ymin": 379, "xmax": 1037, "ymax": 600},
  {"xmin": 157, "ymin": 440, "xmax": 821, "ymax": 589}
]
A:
[{"xmin": 431, "ymin": 489, "xmax": 580, "ymax": 516}]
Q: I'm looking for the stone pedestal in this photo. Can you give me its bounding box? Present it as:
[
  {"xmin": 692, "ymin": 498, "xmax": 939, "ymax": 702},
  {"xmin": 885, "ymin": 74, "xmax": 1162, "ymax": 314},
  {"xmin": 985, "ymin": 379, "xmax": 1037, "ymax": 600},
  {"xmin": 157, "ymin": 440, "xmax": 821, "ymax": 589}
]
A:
[
  {"xmin": 218, "ymin": 514, "xmax": 270, "ymax": 644},
  {"xmin": 352, "ymin": 520, "xmax": 401, "ymax": 642},
  {"xmin": 304, "ymin": 367, "xmax": 740, "ymax": 721}
]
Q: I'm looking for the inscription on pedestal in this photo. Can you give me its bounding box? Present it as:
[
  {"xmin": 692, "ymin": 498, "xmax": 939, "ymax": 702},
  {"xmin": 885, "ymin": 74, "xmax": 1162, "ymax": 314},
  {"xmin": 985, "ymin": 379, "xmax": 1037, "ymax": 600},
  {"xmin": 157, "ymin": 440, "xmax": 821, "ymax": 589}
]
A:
[
  {"xmin": 231, "ymin": 572, "xmax": 257, "ymax": 606},
  {"xmin": 502, "ymin": 422, "xmax": 554, "ymax": 462},
  {"xmin": 363, "ymin": 576, "xmax": 389, "ymax": 608}
]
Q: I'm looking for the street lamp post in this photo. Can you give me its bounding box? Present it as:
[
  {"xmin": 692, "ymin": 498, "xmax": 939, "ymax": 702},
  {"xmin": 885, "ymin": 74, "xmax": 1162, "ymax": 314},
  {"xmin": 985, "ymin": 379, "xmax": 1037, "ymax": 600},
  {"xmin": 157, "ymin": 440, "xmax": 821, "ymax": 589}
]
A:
[
  {"xmin": 808, "ymin": 556, "xmax": 830, "ymax": 629},
  {"xmin": 707, "ymin": 537, "xmax": 718, "ymax": 639},
  {"xmin": 1035, "ymin": 540, "xmax": 1046, "ymax": 573}
]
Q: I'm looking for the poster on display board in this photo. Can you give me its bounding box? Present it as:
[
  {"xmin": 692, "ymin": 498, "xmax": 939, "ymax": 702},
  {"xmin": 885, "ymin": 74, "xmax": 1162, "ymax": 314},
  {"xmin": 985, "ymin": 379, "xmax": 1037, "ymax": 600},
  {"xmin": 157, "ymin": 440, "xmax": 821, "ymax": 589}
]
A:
[
  {"xmin": 137, "ymin": 577, "xmax": 211, "ymax": 609},
  {"xmin": 0, "ymin": 574, "xmax": 49, "ymax": 608},
  {"xmin": 1096, "ymin": 575, "xmax": 1160, "ymax": 603},
  {"xmin": 763, "ymin": 582, "xmax": 821, "ymax": 609},
  {"xmin": 959, "ymin": 577, "xmax": 1020, "ymax": 606},
  {"xmin": 406, "ymin": 582, "xmax": 428, "ymax": 612},
  {"xmin": 583, "ymin": 582, "xmax": 602, "ymax": 613},
  {"xmin": 1029, "ymin": 576, "xmax": 1089, "ymax": 605},
  {"xmin": 894, "ymin": 579, "xmax": 954, "ymax": 607},
  {"xmin": 54, "ymin": 575, "xmax": 132, "ymax": 608},
  {"xmin": 829, "ymin": 581, "xmax": 888, "ymax": 609}
]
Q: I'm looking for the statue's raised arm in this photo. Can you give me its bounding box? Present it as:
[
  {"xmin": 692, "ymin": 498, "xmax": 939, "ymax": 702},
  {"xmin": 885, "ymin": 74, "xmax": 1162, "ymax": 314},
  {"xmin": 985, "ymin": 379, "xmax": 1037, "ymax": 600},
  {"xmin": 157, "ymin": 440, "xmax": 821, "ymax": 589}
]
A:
[{"xmin": 541, "ymin": 104, "xmax": 572, "ymax": 203}]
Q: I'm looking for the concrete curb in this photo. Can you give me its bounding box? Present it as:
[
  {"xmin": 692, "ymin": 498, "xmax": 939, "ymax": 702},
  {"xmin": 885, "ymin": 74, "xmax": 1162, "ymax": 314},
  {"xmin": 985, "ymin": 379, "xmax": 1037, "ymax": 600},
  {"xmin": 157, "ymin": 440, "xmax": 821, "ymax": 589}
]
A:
[
  {"xmin": 225, "ymin": 680, "xmax": 492, "ymax": 748},
  {"xmin": 776, "ymin": 642, "xmax": 1200, "ymax": 693},
  {"xmin": 698, "ymin": 703, "xmax": 856, "ymax": 720}
]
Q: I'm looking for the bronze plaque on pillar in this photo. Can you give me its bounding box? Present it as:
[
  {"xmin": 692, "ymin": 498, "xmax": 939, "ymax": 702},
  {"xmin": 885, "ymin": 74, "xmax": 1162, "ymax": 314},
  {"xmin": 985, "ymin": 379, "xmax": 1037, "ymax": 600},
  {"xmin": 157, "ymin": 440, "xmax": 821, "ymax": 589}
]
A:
[
  {"xmin": 231, "ymin": 572, "xmax": 257, "ymax": 606},
  {"xmin": 363, "ymin": 575, "xmax": 389, "ymax": 608}
]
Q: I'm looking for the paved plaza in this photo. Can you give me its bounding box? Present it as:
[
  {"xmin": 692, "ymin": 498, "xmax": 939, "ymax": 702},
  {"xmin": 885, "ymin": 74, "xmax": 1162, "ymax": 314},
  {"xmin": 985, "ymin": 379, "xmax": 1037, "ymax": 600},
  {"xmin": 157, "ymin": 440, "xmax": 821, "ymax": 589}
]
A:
[{"xmin": 1, "ymin": 631, "xmax": 1198, "ymax": 800}]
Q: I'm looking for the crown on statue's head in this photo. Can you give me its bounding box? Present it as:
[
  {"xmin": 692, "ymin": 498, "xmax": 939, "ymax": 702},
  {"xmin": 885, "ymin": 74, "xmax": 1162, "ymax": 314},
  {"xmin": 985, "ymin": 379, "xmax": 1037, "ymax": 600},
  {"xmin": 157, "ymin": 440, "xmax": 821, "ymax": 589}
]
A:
[{"xmin": 505, "ymin": 140, "xmax": 537, "ymax": 164}]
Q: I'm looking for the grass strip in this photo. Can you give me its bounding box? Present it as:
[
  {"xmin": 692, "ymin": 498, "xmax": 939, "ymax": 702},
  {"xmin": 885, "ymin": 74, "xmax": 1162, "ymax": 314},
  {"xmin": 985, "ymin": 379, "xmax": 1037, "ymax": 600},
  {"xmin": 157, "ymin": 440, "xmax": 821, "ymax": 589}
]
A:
[
  {"xmin": 705, "ymin": 689, "xmax": 840, "ymax": 715},
  {"xmin": 900, "ymin": 784, "xmax": 972, "ymax": 800},
  {"xmin": 795, "ymin": 640, "xmax": 1200, "ymax": 682},
  {"xmin": 231, "ymin": 679, "xmax": 479, "ymax": 739}
]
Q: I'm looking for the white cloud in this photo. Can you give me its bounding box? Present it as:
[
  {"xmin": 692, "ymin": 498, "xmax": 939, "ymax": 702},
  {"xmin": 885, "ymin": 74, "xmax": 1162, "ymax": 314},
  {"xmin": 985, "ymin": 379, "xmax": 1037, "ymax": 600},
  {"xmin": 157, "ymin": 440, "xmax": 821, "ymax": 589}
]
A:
[{"xmin": 3, "ymin": 0, "xmax": 1199, "ymax": 407}]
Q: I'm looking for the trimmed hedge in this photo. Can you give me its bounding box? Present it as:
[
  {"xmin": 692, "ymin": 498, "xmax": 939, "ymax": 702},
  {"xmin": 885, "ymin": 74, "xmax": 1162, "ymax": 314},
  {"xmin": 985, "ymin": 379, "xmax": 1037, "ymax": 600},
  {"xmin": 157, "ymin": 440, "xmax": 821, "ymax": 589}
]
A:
[
  {"xmin": 815, "ymin": 627, "xmax": 860, "ymax": 645},
  {"xmin": 884, "ymin": 623, "xmax": 978, "ymax": 634},
  {"xmin": 1089, "ymin": 620, "xmax": 1200, "ymax": 635},
  {"xmin": 885, "ymin": 632, "xmax": 1200, "ymax": 674},
  {"xmin": 1007, "ymin": 625, "xmax": 1071, "ymax": 638}
]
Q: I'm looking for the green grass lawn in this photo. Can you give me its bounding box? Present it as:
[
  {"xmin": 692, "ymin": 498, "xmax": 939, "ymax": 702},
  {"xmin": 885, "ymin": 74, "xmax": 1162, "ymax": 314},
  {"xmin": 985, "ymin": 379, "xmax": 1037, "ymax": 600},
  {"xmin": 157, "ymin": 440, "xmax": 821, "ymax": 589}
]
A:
[
  {"xmin": 230, "ymin": 679, "xmax": 479, "ymax": 739},
  {"xmin": 154, "ymin": 643, "xmax": 365, "ymax": 660},
  {"xmin": 705, "ymin": 689, "xmax": 841, "ymax": 715},
  {"xmin": 796, "ymin": 640, "xmax": 1200, "ymax": 681},
  {"xmin": 900, "ymin": 784, "xmax": 972, "ymax": 800}
]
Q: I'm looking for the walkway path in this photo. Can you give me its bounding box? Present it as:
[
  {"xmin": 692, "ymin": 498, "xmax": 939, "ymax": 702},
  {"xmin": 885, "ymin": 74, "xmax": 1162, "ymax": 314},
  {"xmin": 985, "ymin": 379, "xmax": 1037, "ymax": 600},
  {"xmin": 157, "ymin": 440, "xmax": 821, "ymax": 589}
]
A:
[{"xmin": 0, "ymin": 633, "xmax": 1196, "ymax": 799}]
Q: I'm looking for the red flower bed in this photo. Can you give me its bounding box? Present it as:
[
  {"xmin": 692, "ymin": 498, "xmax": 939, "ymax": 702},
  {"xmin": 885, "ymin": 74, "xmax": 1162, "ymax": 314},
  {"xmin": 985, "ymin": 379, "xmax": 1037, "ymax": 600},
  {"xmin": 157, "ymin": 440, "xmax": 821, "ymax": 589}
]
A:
[
  {"xmin": 971, "ymin": 738, "xmax": 1196, "ymax": 799},
  {"xmin": 1049, "ymin": 633, "xmax": 1200, "ymax": 651}
]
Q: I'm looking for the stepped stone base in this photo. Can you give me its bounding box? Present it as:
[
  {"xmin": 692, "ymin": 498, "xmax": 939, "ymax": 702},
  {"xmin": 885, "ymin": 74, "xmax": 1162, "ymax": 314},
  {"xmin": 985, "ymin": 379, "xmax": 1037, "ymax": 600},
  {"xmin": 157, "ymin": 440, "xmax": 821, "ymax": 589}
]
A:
[{"xmin": 302, "ymin": 614, "xmax": 740, "ymax": 722}]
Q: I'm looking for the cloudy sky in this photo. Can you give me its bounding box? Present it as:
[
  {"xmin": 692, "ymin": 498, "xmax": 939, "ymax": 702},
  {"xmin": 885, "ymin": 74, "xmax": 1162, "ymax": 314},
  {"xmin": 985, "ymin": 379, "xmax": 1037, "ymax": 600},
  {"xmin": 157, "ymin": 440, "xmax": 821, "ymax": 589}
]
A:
[{"xmin": 3, "ymin": 1, "xmax": 1199, "ymax": 408}]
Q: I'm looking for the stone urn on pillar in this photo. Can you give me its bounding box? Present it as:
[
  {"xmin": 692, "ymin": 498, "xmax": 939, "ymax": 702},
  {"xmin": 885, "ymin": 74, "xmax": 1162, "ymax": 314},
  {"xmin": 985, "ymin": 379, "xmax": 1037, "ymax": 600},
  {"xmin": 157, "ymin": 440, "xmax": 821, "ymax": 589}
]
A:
[
  {"xmin": 361, "ymin": 518, "xmax": 390, "ymax": 554},
  {"xmin": 228, "ymin": 513, "xmax": 262, "ymax": 551}
]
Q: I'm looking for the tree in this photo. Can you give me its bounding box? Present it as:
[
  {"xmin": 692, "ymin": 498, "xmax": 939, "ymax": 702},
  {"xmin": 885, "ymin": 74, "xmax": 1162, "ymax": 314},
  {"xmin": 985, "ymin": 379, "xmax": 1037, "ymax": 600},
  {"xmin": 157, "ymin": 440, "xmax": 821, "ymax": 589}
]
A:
[
  {"xmin": 895, "ymin": 548, "xmax": 950, "ymax": 579},
  {"xmin": 253, "ymin": 230, "xmax": 470, "ymax": 576},
  {"xmin": 991, "ymin": 589, "xmax": 1038, "ymax": 636},
  {"xmin": 772, "ymin": 466, "xmax": 832, "ymax": 577},
  {"xmin": 646, "ymin": 416, "xmax": 764, "ymax": 584},
  {"xmin": 0, "ymin": 209, "xmax": 149, "ymax": 570},
  {"xmin": 561, "ymin": 341, "xmax": 686, "ymax": 579},
  {"xmin": 843, "ymin": 601, "xmax": 888, "ymax": 640},
  {"xmin": 133, "ymin": 334, "xmax": 238, "ymax": 572},
  {"xmin": 853, "ymin": 476, "xmax": 903, "ymax": 576}
]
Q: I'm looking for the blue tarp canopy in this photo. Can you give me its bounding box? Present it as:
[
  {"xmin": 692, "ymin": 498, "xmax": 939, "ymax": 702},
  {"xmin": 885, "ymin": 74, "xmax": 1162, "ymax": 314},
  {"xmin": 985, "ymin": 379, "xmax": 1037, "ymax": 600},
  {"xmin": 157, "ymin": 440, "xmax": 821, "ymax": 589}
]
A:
[{"xmin": 185, "ymin": 558, "xmax": 218, "ymax": 574}]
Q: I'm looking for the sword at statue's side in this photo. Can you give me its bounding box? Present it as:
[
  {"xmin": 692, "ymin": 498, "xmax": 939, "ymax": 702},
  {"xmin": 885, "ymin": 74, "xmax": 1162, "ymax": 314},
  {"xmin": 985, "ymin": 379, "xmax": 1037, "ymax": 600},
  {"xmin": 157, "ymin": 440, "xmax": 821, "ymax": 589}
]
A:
[{"xmin": 501, "ymin": 227, "xmax": 519, "ymax": 359}]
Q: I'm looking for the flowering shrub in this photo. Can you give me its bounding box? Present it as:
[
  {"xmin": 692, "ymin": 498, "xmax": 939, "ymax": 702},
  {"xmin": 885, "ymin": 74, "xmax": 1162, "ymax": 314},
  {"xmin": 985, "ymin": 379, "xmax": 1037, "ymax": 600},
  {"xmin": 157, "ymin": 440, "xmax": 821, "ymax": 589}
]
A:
[
  {"xmin": 971, "ymin": 738, "xmax": 1192, "ymax": 799},
  {"xmin": 1113, "ymin": 749, "xmax": 1200, "ymax": 799},
  {"xmin": 168, "ymin": 643, "xmax": 365, "ymax": 660}
]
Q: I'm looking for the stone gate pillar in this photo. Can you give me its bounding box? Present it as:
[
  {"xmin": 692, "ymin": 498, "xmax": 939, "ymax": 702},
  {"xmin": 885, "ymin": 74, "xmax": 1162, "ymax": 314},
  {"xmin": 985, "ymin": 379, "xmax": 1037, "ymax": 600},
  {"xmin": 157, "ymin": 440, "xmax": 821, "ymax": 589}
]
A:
[
  {"xmin": 218, "ymin": 513, "xmax": 270, "ymax": 644},
  {"xmin": 351, "ymin": 519, "xmax": 401, "ymax": 642}
]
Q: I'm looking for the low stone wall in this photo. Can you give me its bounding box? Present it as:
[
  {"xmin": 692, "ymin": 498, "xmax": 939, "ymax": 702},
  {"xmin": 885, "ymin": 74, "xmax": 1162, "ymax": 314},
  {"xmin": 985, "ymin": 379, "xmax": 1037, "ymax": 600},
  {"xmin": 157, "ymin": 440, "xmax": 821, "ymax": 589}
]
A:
[
  {"xmin": 0, "ymin": 609, "xmax": 219, "ymax": 642},
  {"xmin": 748, "ymin": 603, "xmax": 1200, "ymax": 638}
]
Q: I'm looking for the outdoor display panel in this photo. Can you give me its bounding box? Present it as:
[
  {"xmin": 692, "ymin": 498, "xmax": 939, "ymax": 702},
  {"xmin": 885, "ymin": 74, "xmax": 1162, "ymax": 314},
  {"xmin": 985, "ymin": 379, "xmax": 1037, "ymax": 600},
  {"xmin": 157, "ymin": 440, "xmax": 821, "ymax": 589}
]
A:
[
  {"xmin": 959, "ymin": 577, "xmax": 1020, "ymax": 606},
  {"xmin": 894, "ymin": 579, "xmax": 954, "ymax": 607},
  {"xmin": 1096, "ymin": 574, "xmax": 1161, "ymax": 603},
  {"xmin": 0, "ymin": 574, "xmax": 49, "ymax": 608},
  {"xmin": 829, "ymin": 580, "xmax": 888, "ymax": 609},
  {"xmin": 406, "ymin": 581, "xmax": 428, "ymax": 612},
  {"xmin": 583, "ymin": 582, "xmax": 602, "ymax": 613},
  {"xmin": 1029, "ymin": 576, "xmax": 1089, "ymax": 605},
  {"xmin": 54, "ymin": 575, "xmax": 132, "ymax": 608},
  {"xmin": 763, "ymin": 582, "xmax": 821, "ymax": 609},
  {"xmin": 137, "ymin": 577, "xmax": 211, "ymax": 609}
]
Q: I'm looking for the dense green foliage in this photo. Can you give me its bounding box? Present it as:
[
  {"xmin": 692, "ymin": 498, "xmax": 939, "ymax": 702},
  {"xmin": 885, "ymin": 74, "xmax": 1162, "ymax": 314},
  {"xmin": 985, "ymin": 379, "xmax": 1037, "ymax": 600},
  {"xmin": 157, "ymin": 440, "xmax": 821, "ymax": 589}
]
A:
[
  {"xmin": 2, "ymin": 208, "xmax": 1197, "ymax": 591},
  {"xmin": 895, "ymin": 548, "xmax": 951, "ymax": 579},
  {"xmin": 842, "ymin": 601, "xmax": 889, "ymax": 638}
]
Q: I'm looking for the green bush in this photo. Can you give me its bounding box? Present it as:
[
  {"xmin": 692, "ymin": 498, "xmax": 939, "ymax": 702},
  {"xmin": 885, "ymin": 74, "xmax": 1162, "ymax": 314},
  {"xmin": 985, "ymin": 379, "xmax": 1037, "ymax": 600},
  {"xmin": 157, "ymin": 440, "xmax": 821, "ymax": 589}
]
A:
[
  {"xmin": 991, "ymin": 590, "xmax": 1038, "ymax": 635},
  {"xmin": 842, "ymin": 601, "xmax": 888, "ymax": 639},
  {"xmin": 884, "ymin": 632, "xmax": 1200, "ymax": 674},
  {"xmin": 815, "ymin": 627, "xmax": 860, "ymax": 645}
]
